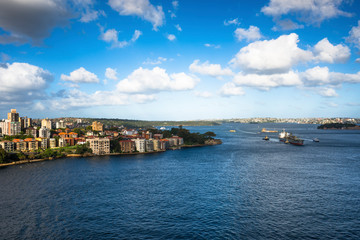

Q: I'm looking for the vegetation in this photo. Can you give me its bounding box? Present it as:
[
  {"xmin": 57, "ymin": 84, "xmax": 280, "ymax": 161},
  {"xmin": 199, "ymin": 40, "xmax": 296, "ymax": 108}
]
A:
[
  {"xmin": 0, "ymin": 149, "xmax": 8, "ymax": 164},
  {"xmin": 75, "ymin": 144, "xmax": 92, "ymax": 154},
  {"xmin": 2, "ymin": 134, "xmax": 34, "ymax": 141},
  {"xmin": 317, "ymin": 123, "xmax": 358, "ymax": 129},
  {"xmin": 164, "ymin": 127, "xmax": 216, "ymax": 145}
]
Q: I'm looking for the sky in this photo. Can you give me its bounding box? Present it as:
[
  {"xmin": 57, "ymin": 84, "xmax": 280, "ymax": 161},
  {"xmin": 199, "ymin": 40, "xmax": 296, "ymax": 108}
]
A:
[{"xmin": 1, "ymin": 0, "xmax": 360, "ymax": 120}]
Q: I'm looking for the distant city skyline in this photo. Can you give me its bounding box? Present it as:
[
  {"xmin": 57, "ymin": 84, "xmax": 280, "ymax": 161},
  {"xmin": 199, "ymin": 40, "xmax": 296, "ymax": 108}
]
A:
[{"xmin": 1, "ymin": 0, "xmax": 360, "ymax": 120}]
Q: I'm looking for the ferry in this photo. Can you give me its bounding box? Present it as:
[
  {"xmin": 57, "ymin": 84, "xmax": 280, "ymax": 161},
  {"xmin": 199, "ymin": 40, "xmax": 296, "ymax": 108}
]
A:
[
  {"xmin": 229, "ymin": 130, "xmax": 236, "ymax": 132},
  {"xmin": 261, "ymin": 128, "xmax": 278, "ymax": 133}
]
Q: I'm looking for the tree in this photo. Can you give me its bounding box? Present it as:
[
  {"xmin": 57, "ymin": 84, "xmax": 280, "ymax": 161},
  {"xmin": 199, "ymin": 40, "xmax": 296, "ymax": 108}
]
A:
[{"xmin": 0, "ymin": 149, "xmax": 8, "ymax": 163}]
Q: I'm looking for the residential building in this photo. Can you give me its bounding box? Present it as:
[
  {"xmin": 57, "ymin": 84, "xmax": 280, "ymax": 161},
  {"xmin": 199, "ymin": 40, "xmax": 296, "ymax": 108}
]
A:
[
  {"xmin": 86, "ymin": 138, "xmax": 110, "ymax": 155},
  {"xmin": 36, "ymin": 138, "xmax": 48, "ymax": 149},
  {"xmin": 24, "ymin": 138, "xmax": 39, "ymax": 151},
  {"xmin": 56, "ymin": 120, "xmax": 66, "ymax": 129},
  {"xmin": 153, "ymin": 134, "xmax": 163, "ymax": 139},
  {"xmin": 119, "ymin": 140, "xmax": 135, "ymax": 153},
  {"xmin": 41, "ymin": 118, "xmax": 52, "ymax": 129},
  {"xmin": 0, "ymin": 141, "xmax": 15, "ymax": 152},
  {"xmin": 133, "ymin": 138, "xmax": 146, "ymax": 153},
  {"xmin": 39, "ymin": 127, "xmax": 51, "ymax": 138},
  {"xmin": 145, "ymin": 139, "xmax": 154, "ymax": 152},
  {"xmin": 7, "ymin": 109, "xmax": 19, "ymax": 122},
  {"xmin": 26, "ymin": 127, "xmax": 38, "ymax": 138},
  {"xmin": 15, "ymin": 140, "xmax": 27, "ymax": 152},
  {"xmin": 92, "ymin": 121, "xmax": 103, "ymax": 132}
]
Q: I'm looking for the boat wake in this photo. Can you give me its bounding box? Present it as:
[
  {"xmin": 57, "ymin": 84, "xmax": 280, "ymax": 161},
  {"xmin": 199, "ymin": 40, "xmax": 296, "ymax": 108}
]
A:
[{"xmin": 236, "ymin": 129, "xmax": 258, "ymax": 135}]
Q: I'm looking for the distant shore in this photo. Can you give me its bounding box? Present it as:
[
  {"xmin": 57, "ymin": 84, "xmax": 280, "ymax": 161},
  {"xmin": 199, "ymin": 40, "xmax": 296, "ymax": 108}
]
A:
[{"xmin": 0, "ymin": 140, "xmax": 222, "ymax": 168}]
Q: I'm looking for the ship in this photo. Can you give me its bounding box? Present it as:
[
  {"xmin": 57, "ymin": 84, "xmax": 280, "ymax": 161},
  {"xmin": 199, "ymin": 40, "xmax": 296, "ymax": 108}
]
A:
[
  {"xmin": 229, "ymin": 130, "xmax": 236, "ymax": 132},
  {"xmin": 261, "ymin": 128, "xmax": 278, "ymax": 133},
  {"xmin": 279, "ymin": 129, "xmax": 304, "ymax": 146},
  {"xmin": 287, "ymin": 134, "xmax": 304, "ymax": 146},
  {"xmin": 279, "ymin": 129, "xmax": 290, "ymax": 142},
  {"xmin": 263, "ymin": 136, "xmax": 269, "ymax": 141}
]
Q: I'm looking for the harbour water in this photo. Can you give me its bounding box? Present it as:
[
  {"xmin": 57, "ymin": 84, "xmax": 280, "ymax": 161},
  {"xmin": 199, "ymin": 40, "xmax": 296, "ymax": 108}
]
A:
[{"xmin": 0, "ymin": 123, "xmax": 359, "ymax": 239}]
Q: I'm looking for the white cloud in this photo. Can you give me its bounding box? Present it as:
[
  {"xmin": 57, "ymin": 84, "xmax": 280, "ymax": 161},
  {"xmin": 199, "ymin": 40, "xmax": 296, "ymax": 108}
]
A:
[
  {"xmin": 167, "ymin": 34, "xmax": 176, "ymax": 41},
  {"xmin": 204, "ymin": 43, "xmax": 220, "ymax": 49},
  {"xmin": 261, "ymin": 0, "xmax": 351, "ymax": 24},
  {"xmin": 189, "ymin": 60, "xmax": 233, "ymax": 78},
  {"xmin": 105, "ymin": 67, "xmax": 118, "ymax": 80},
  {"xmin": 175, "ymin": 24, "xmax": 182, "ymax": 31},
  {"xmin": 219, "ymin": 82, "xmax": 245, "ymax": 96},
  {"xmin": 0, "ymin": 62, "xmax": 52, "ymax": 104},
  {"xmin": 143, "ymin": 56, "xmax": 167, "ymax": 65},
  {"xmin": 301, "ymin": 66, "xmax": 330, "ymax": 86},
  {"xmin": 1, "ymin": 52, "xmax": 10, "ymax": 62},
  {"xmin": 100, "ymin": 28, "xmax": 142, "ymax": 48},
  {"xmin": 318, "ymin": 87, "xmax": 338, "ymax": 97},
  {"xmin": 356, "ymin": 58, "xmax": 360, "ymax": 63},
  {"xmin": 313, "ymin": 38, "xmax": 350, "ymax": 63},
  {"xmin": 108, "ymin": 0, "xmax": 165, "ymax": 30},
  {"xmin": 347, "ymin": 20, "xmax": 360, "ymax": 49},
  {"xmin": 194, "ymin": 91, "xmax": 213, "ymax": 98},
  {"xmin": 224, "ymin": 18, "xmax": 240, "ymax": 26},
  {"xmin": 61, "ymin": 67, "xmax": 99, "ymax": 83},
  {"xmin": 230, "ymin": 33, "xmax": 313, "ymax": 74},
  {"xmin": 233, "ymin": 71, "xmax": 302, "ymax": 90},
  {"xmin": 116, "ymin": 67, "xmax": 198, "ymax": 93},
  {"xmin": 234, "ymin": 26, "xmax": 262, "ymax": 42}
]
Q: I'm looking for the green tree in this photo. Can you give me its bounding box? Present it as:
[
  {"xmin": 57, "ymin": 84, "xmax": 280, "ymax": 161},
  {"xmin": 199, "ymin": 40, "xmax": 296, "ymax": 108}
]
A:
[{"xmin": 0, "ymin": 149, "xmax": 8, "ymax": 163}]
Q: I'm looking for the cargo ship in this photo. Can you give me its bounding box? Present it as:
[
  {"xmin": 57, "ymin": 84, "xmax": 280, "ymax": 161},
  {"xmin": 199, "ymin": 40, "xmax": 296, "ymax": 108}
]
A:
[
  {"xmin": 279, "ymin": 129, "xmax": 304, "ymax": 146},
  {"xmin": 261, "ymin": 128, "xmax": 278, "ymax": 133}
]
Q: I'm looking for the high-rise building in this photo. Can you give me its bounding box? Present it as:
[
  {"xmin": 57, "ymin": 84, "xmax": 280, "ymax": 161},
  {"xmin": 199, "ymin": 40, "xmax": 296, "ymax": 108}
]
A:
[
  {"xmin": 7, "ymin": 109, "xmax": 19, "ymax": 122},
  {"xmin": 41, "ymin": 118, "xmax": 52, "ymax": 129},
  {"xmin": 56, "ymin": 120, "xmax": 66, "ymax": 129},
  {"xmin": 39, "ymin": 127, "xmax": 51, "ymax": 138}
]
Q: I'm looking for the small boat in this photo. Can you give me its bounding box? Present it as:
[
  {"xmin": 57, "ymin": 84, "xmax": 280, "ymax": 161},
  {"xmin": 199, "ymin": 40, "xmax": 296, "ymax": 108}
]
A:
[
  {"xmin": 229, "ymin": 130, "xmax": 236, "ymax": 132},
  {"xmin": 160, "ymin": 127, "xmax": 166, "ymax": 130},
  {"xmin": 263, "ymin": 136, "xmax": 269, "ymax": 140},
  {"xmin": 313, "ymin": 138, "xmax": 320, "ymax": 142}
]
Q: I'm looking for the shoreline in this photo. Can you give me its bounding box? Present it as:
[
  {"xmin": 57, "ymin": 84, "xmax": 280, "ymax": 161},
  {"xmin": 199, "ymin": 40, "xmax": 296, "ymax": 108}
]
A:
[{"xmin": 0, "ymin": 141, "xmax": 222, "ymax": 168}]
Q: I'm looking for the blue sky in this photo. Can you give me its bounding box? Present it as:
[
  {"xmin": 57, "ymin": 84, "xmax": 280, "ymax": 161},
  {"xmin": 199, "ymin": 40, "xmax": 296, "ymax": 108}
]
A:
[{"xmin": 1, "ymin": 0, "xmax": 360, "ymax": 120}]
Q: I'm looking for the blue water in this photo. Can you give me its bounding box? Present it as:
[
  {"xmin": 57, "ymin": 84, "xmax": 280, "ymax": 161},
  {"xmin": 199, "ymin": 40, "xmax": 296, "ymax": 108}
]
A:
[{"xmin": 0, "ymin": 123, "xmax": 360, "ymax": 239}]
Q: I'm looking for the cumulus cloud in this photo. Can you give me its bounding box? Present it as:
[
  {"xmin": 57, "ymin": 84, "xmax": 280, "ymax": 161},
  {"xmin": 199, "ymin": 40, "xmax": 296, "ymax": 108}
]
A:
[
  {"xmin": 224, "ymin": 18, "xmax": 240, "ymax": 26},
  {"xmin": 105, "ymin": 68, "xmax": 118, "ymax": 80},
  {"xmin": 100, "ymin": 28, "xmax": 142, "ymax": 48},
  {"xmin": 0, "ymin": 0, "xmax": 72, "ymax": 45},
  {"xmin": 108, "ymin": 0, "xmax": 165, "ymax": 30},
  {"xmin": 219, "ymin": 82, "xmax": 245, "ymax": 96},
  {"xmin": 61, "ymin": 67, "xmax": 99, "ymax": 83},
  {"xmin": 0, "ymin": 62, "xmax": 53, "ymax": 104},
  {"xmin": 261, "ymin": 0, "xmax": 351, "ymax": 25},
  {"xmin": 116, "ymin": 67, "xmax": 197, "ymax": 93},
  {"xmin": 189, "ymin": 60, "xmax": 233, "ymax": 78},
  {"xmin": 234, "ymin": 26, "xmax": 262, "ymax": 42},
  {"xmin": 172, "ymin": 1, "xmax": 179, "ymax": 9},
  {"xmin": 347, "ymin": 20, "xmax": 360, "ymax": 49},
  {"xmin": 230, "ymin": 33, "xmax": 313, "ymax": 74},
  {"xmin": 301, "ymin": 66, "xmax": 331, "ymax": 86},
  {"xmin": 167, "ymin": 34, "xmax": 176, "ymax": 41},
  {"xmin": 313, "ymin": 38, "xmax": 350, "ymax": 63},
  {"xmin": 233, "ymin": 71, "xmax": 302, "ymax": 90},
  {"xmin": 356, "ymin": 58, "xmax": 360, "ymax": 63}
]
